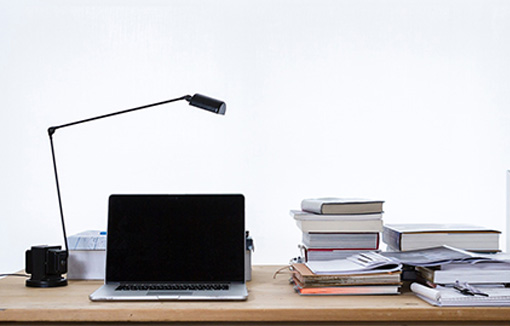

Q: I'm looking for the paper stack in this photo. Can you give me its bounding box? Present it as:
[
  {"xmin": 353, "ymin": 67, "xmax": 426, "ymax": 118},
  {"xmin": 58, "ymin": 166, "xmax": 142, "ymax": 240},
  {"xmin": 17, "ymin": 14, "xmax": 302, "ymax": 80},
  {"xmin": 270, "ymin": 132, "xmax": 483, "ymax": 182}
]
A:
[{"xmin": 291, "ymin": 251, "xmax": 402, "ymax": 295}]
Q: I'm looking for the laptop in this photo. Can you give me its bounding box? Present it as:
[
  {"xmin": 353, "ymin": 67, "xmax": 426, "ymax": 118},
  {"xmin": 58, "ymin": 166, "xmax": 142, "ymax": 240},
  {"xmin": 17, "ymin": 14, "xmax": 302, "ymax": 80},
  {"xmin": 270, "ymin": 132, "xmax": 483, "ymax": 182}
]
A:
[{"xmin": 89, "ymin": 194, "xmax": 248, "ymax": 301}]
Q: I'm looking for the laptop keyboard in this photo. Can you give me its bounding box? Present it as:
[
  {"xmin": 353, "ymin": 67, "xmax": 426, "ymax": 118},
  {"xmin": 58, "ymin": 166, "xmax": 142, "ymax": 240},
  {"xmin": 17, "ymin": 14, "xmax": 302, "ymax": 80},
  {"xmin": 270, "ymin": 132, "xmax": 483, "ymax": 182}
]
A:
[{"xmin": 115, "ymin": 284, "xmax": 230, "ymax": 291}]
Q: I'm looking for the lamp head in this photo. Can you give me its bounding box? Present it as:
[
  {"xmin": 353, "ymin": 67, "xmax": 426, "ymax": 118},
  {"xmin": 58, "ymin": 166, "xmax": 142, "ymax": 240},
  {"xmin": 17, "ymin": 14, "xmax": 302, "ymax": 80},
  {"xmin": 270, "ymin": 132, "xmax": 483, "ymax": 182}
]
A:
[{"xmin": 186, "ymin": 94, "xmax": 226, "ymax": 115}]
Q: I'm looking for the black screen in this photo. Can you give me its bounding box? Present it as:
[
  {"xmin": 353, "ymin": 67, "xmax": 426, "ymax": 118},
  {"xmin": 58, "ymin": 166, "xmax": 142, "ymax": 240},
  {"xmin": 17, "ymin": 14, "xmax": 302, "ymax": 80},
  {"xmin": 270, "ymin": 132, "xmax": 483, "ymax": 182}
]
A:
[{"xmin": 106, "ymin": 194, "xmax": 245, "ymax": 282}]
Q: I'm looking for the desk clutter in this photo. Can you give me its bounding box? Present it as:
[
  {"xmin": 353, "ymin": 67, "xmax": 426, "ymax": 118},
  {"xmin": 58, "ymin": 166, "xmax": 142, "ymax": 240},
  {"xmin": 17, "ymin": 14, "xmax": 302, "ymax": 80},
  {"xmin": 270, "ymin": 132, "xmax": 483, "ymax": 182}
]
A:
[
  {"xmin": 383, "ymin": 247, "xmax": 510, "ymax": 306},
  {"xmin": 286, "ymin": 197, "xmax": 510, "ymax": 306}
]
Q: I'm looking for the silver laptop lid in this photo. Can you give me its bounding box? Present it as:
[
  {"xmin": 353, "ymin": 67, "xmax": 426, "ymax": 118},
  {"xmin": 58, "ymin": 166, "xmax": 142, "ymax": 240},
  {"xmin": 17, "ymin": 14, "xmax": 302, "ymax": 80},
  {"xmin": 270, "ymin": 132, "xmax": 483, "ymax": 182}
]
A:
[{"xmin": 105, "ymin": 194, "xmax": 245, "ymax": 284}]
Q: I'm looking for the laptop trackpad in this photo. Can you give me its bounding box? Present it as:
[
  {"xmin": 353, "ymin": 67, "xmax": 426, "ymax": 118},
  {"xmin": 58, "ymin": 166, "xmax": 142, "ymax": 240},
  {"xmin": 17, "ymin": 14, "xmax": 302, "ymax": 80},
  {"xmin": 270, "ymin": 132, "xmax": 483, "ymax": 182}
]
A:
[{"xmin": 148, "ymin": 291, "xmax": 192, "ymax": 296}]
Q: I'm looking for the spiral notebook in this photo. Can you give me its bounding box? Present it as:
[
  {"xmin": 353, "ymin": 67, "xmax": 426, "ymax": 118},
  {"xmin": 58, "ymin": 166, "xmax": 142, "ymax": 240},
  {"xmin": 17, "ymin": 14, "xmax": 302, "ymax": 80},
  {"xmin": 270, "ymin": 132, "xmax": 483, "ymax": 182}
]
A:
[{"xmin": 411, "ymin": 283, "xmax": 510, "ymax": 307}]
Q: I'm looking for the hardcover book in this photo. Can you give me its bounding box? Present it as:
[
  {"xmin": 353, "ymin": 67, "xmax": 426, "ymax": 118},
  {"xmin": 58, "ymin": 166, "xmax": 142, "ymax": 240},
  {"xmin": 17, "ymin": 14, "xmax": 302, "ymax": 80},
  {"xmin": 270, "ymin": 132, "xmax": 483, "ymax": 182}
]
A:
[
  {"xmin": 299, "ymin": 245, "xmax": 375, "ymax": 261},
  {"xmin": 301, "ymin": 198, "xmax": 384, "ymax": 215},
  {"xmin": 416, "ymin": 262, "xmax": 510, "ymax": 284},
  {"xmin": 383, "ymin": 224, "xmax": 501, "ymax": 252},
  {"xmin": 302, "ymin": 232, "xmax": 379, "ymax": 249},
  {"xmin": 294, "ymin": 218, "xmax": 383, "ymax": 233}
]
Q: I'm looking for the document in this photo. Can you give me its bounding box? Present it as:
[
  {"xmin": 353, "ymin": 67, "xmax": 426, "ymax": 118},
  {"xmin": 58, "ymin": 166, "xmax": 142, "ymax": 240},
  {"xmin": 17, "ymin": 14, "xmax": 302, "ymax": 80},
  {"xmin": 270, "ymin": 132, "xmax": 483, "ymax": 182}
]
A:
[
  {"xmin": 380, "ymin": 246, "xmax": 510, "ymax": 267},
  {"xmin": 306, "ymin": 251, "xmax": 401, "ymax": 275}
]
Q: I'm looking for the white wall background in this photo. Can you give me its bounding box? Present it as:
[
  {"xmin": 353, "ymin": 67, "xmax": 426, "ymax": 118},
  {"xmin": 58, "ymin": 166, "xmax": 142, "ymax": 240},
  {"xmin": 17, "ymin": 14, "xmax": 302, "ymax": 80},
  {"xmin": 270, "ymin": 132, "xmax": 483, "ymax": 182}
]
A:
[{"xmin": 1, "ymin": 0, "xmax": 509, "ymax": 273}]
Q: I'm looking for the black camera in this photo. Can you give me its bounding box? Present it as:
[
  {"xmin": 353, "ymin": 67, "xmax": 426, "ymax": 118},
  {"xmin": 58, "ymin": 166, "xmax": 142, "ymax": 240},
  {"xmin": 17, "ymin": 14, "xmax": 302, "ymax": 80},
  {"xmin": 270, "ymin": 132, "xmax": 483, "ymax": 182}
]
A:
[{"xmin": 25, "ymin": 245, "xmax": 68, "ymax": 287}]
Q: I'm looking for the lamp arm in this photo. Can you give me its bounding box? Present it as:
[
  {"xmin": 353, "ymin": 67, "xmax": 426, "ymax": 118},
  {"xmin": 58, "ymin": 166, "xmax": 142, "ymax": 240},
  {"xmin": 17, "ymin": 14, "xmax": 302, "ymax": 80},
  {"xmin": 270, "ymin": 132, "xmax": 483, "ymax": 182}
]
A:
[
  {"xmin": 47, "ymin": 94, "xmax": 191, "ymax": 256},
  {"xmin": 48, "ymin": 132, "xmax": 69, "ymax": 256},
  {"xmin": 48, "ymin": 95, "xmax": 191, "ymax": 136}
]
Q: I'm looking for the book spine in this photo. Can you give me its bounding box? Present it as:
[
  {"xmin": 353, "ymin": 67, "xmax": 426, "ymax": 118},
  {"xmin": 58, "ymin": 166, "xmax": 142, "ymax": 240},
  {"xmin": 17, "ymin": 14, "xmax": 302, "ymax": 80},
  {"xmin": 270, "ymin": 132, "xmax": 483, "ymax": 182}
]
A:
[
  {"xmin": 415, "ymin": 266, "xmax": 435, "ymax": 283},
  {"xmin": 297, "ymin": 220, "xmax": 383, "ymax": 233},
  {"xmin": 301, "ymin": 200, "xmax": 324, "ymax": 214},
  {"xmin": 382, "ymin": 227, "xmax": 401, "ymax": 251}
]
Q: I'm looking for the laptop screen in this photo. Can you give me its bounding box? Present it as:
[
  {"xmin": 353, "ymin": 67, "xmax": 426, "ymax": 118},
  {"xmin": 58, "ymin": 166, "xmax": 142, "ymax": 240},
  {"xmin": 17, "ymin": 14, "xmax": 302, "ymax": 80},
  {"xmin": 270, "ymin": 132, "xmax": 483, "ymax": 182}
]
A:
[{"xmin": 106, "ymin": 194, "xmax": 245, "ymax": 283}]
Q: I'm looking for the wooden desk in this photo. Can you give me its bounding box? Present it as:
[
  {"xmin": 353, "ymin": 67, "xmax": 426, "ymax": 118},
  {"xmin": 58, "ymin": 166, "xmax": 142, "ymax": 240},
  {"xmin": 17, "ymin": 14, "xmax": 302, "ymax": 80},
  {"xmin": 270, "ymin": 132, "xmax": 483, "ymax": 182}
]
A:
[{"xmin": 1, "ymin": 265, "xmax": 509, "ymax": 325}]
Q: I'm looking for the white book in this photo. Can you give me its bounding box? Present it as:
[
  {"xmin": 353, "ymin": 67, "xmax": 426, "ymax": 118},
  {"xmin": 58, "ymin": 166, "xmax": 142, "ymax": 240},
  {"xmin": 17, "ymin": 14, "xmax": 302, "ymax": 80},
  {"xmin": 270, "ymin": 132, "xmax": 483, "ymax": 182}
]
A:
[
  {"xmin": 295, "ymin": 219, "xmax": 383, "ymax": 233},
  {"xmin": 300, "ymin": 246, "xmax": 375, "ymax": 261},
  {"xmin": 302, "ymin": 232, "xmax": 379, "ymax": 249},
  {"xmin": 383, "ymin": 224, "xmax": 500, "ymax": 252},
  {"xmin": 290, "ymin": 210, "xmax": 383, "ymax": 221},
  {"xmin": 416, "ymin": 262, "xmax": 510, "ymax": 284},
  {"xmin": 292, "ymin": 210, "xmax": 383, "ymax": 232},
  {"xmin": 301, "ymin": 198, "xmax": 384, "ymax": 215}
]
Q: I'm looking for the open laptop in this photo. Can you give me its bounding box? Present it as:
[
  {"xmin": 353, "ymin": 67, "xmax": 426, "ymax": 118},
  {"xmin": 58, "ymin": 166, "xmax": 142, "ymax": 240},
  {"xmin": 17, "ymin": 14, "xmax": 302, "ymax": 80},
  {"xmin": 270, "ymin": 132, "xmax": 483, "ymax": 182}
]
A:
[{"xmin": 89, "ymin": 194, "xmax": 248, "ymax": 301}]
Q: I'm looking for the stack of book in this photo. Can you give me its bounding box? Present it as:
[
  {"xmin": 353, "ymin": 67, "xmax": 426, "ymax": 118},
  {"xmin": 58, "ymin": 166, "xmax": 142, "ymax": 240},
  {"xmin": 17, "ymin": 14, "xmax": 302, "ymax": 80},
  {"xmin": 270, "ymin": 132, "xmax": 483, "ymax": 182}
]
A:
[
  {"xmin": 292, "ymin": 198, "xmax": 384, "ymax": 261},
  {"xmin": 290, "ymin": 251, "xmax": 402, "ymax": 295},
  {"xmin": 382, "ymin": 224, "xmax": 501, "ymax": 252}
]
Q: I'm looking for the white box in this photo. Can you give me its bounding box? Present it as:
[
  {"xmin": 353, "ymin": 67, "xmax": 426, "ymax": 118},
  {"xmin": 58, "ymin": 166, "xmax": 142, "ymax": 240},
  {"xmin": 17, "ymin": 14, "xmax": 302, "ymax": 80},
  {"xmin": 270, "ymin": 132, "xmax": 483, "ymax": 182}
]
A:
[{"xmin": 67, "ymin": 230, "xmax": 106, "ymax": 280}]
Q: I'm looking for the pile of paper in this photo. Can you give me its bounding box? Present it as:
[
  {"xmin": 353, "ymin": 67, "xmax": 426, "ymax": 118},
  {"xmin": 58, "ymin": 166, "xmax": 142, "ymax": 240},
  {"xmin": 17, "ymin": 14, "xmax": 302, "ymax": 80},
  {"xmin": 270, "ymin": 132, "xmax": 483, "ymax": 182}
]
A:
[{"xmin": 291, "ymin": 251, "xmax": 402, "ymax": 295}]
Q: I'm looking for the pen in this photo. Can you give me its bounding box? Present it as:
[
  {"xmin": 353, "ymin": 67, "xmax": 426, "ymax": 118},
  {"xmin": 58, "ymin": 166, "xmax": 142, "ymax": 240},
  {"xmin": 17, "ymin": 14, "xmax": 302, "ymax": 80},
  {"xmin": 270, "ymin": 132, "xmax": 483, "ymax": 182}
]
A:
[
  {"xmin": 453, "ymin": 283, "xmax": 474, "ymax": 296},
  {"xmin": 454, "ymin": 281, "xmax": 489, "ymax": 297},
  {"xmin": 466, "ymin": 284, "xmax": 489, "ymax": 297}
]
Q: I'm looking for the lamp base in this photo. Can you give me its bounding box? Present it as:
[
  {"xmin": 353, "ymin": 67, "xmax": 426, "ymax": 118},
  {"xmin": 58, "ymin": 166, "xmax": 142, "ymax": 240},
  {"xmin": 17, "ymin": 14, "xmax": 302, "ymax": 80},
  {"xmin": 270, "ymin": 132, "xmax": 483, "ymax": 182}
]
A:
[
  {"xmin": 25, "ymin": 245, "xmax": 68, "ymax": 288},
  {"xmin": 26, "ymin": 277, "xmax": 67, "ymax": 288}
]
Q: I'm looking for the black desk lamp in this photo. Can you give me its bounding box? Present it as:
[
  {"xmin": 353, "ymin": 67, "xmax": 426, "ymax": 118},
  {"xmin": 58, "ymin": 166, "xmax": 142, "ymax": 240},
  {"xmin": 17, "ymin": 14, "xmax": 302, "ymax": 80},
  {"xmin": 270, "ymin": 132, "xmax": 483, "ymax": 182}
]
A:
[{"xmin": 25, "ymin": 94, "xmax": 226, "ymax": 287}]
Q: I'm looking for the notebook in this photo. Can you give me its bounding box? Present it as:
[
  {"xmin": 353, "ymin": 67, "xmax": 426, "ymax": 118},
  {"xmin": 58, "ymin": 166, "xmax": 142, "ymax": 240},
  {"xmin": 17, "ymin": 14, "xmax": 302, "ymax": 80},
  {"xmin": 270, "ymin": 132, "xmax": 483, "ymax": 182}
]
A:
[
  {"xmin": 89, "ymin": 194, "xmax": 248, "ymax": 301},
  {"xmin": 411, "ymin": 282, "xmax": 510, "ymax": 307}
]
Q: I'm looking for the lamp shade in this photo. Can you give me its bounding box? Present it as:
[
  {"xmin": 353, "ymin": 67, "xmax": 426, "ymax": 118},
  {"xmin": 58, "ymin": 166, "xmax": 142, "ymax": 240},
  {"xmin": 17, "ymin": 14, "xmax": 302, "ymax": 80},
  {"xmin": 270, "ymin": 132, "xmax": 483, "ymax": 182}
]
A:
[{"xmin": 188, "ymin": 94, "xmax": 226, "ymax": 115}]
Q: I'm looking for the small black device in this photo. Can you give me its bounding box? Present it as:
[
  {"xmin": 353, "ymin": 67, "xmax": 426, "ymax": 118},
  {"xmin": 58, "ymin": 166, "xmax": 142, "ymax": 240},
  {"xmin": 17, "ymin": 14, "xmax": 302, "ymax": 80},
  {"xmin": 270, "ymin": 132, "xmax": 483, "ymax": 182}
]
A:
[{"xmin": 25, "ymin": 245, "xmax": 67, "ymax": 287}]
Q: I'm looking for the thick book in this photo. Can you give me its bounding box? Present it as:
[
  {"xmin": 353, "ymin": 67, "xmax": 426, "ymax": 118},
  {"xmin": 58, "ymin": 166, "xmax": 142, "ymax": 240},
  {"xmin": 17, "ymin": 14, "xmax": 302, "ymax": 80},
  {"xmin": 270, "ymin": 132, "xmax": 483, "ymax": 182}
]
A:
[
  {"xmin": 416, "ymin": 262, "xmax": 510, "ymax": 284},
  {"xmin": 382, "ymin": 224, "xmax": 501, "ymax": 252},
  {"xmin": 292, "ymin": 210, "xmax": 383, "ymax": 233},
  {"xmin": 299, "ymin": 245, "xmax": 375, "ymax": 261},
  {"xmin": 411, "ymin": 282, "xmax": 510, "ymax": 306},
  {"xmin": 301, "ymin": 198, "xmax": 384, "ymax": 215},
  {"xmin": 290, "ymin": 210, "xmax": 383, "ymax": 221},
  {"xmin": 301, "ymin": 232, "xmax": 379, "ymax": 249}
]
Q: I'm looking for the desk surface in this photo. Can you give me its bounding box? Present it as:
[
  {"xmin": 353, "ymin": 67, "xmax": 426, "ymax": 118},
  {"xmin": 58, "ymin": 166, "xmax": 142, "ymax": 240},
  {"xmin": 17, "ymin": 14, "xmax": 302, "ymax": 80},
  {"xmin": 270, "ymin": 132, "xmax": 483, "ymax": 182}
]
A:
[{"xmin": 1, "ymin": 265, "xmax": 510, "ymax": 325}]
